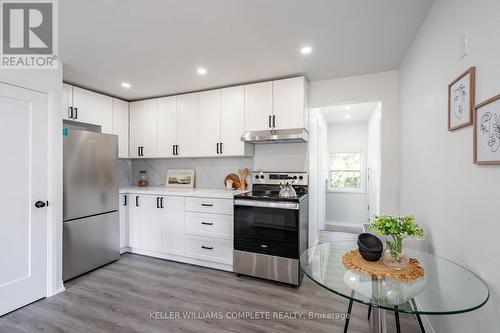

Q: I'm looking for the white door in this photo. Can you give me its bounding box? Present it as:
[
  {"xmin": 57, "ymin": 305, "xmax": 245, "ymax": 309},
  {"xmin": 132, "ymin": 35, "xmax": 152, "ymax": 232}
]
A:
[
  {"xmin": 101, "ymin": 95, "xmax": 113, "ymax": 134},
  {"xmin": 129, "ymin": 101, "xmax": 143, "ymax": 158},
  {"xmin": 72, "ymin": 86, "xmax": 102, "ymax": 125},
  {"xmin": 198, "ymin": 89, "xmax": 221, "ymax": 157},
  {"xmin": 128, "ymin": 194, "xmax": 142, "ymax": 248},
  {"xmin": 119, "ymin": 194, "xmax": 129, "ymax": 249},
  {"xmin": 0, "ymin": 82, "xmax": 48, "ymax": 315},
  {"xmin": 272, "ymin": 77, "xmax": 305, "ymax": 130},
  {"xmin": 162, "ymin": 196, "xmax": 184, "ymax": 255},
  {"xmin": 221, "ymin": 85, "xmax": 245, "ymax": 156},
  {"xmin": 244, "ymin": 81, "xmax": 272, "ymax": 132},
  {"xmin": 157, "ymin": 96, "xmax": 177, "ymax": 157},
  {"xmin": 62, "ymin": 83, "xmax": 73, "ymax": 120},
  {"xmin": 141, "ymin": 195, "xmax": 163, "ymax": 251},
  {"xmin": 176, "ymin": 93, "xmax": 199, "ymax": 157},
  {"xmin": 112, "ymin": 98, "xmax": 129, "ymax": 158},
  {"xmin": 141, "ymin": 99, "xmax": 158, "ymax": 158}
]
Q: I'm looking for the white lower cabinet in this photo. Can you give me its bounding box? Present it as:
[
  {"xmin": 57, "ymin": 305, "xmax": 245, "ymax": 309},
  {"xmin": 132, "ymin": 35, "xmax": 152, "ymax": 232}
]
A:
[{"xmin": 123, "ymin": 192, "xmax": 234, "ymax": 271}]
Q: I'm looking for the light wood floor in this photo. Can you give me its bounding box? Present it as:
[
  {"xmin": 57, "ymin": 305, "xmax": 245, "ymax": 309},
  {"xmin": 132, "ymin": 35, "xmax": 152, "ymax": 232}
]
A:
[{"xmin": 0, "ymin": 253, "xmax": 421, "ymax": 333}]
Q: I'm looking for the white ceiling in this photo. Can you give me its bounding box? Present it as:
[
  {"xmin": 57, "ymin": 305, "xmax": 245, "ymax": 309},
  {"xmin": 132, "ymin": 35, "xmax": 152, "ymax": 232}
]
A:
[
  {"xmin": 60, "ymin": 0, "xmax": 434, "ymax": 100},
  {"xmin": 322, "ymin": 102, "xmax": 379, "ymax": 124}
]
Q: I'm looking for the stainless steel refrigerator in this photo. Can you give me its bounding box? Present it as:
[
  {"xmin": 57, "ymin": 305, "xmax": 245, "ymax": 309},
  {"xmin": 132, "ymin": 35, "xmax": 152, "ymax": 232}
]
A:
[{"xmin": 63, "ymin": 130, "xmax": 119, "ymax": 281}]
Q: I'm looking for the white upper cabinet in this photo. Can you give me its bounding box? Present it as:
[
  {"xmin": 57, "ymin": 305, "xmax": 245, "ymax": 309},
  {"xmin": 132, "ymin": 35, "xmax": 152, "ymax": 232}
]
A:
[
  {"xmin": 157, "ymin": 96, "xmax": 177, "ymax": 157},
  {"xmin": 244, "ymin": 81, "xmax": 273, "ymax": 132},
  {"xmin": 62, "ymin": 83, "xmax": 73, "ymax": 120},
  {"xmin": 272, "ymin": 76, "xmax": 308, "ymax": 130},
  {"xmin": 220, "ymin": 85, "xmax": 248, "ymax": 156},
  {"xmin": 176, "ymin": 93, "xmax": 199, "ymax": 157},
  {"xmin": 141, "ymin": 99, "xmax": 158, "ymax": 158},
  {"xmin": 129, "ymin": 101, "xmax": 143, "ymax": 158},
  {"xmin": 112, "ymin": 98, "xmax": 129, "ymax": 158},
  {"xmin": 198, "ymin": 89, "xmax": 221, "ymax": 157},
  {"xmin": 101, "ymin": 95, "xmax": 113, "ymax": 134},
  {"xmin": 71, "ymin": 86, "xmax": 102, "ymax": 125}
]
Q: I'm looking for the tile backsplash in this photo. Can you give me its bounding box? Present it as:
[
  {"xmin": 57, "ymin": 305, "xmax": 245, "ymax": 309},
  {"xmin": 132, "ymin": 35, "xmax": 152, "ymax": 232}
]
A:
[{"xmin": 126, "ymin": 157, "xmax": 254, "ymax": 188}]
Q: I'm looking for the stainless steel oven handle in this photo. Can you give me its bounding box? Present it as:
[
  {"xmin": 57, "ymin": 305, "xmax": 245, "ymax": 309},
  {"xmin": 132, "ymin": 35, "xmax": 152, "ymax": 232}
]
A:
[{"xmin": 234, "ymin": 200, "xmax": 299, "ymax": 210}]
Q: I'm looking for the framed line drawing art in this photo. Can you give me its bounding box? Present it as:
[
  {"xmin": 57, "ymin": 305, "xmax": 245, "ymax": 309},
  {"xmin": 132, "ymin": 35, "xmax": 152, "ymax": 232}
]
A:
[
  {"xmin": 474, "ymin": 93, "xmax": 500, "ymax": 164},
  {"xmin": 448, "ymin": 66, "xmax": 475, "ymax": 130}
]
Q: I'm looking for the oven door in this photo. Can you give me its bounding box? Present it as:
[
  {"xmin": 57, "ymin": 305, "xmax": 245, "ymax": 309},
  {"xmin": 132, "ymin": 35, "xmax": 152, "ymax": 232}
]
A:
[{"xmin": 234, "ymin": 200, "xmax": 299, "ymax": 259}]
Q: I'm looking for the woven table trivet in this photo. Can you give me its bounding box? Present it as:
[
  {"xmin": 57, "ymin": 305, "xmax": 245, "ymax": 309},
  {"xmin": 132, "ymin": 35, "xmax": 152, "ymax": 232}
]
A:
[{"xmin": 342, "ymin": 250, "xmax": 425, "ymax": 281}]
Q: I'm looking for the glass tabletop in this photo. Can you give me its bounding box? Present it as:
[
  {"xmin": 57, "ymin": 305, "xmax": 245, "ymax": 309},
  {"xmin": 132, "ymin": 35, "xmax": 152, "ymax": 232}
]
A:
[{"xmin": 300, "ymin": 241, "xmax": 489, "ymax": 315}]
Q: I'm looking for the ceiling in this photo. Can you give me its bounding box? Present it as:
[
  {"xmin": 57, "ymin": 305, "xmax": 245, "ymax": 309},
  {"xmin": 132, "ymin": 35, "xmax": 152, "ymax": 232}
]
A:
[
  {"xmin": 60, "ymin": 0, "xmax": 434, "ymax": 100},
  {"xmin": 322, "ymin": 102, "xmax": 379, "ymax": 124}
]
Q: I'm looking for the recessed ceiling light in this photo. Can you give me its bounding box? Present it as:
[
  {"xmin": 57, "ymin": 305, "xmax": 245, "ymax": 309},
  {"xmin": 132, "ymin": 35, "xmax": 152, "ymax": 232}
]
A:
[
  {"xmin": 197, "ymin": 67, "xmax": 207, "ymax": 75},
  {"xmin": 300, "ymin": 46, "xmax": 312, "ymax": 55},
  {"xmin": 344, "ymin": 115, "xmax": 351, "ymax": 119},
  {"xmin": 344, "ymin": 106, "xmax": 352, "ymax": 110},
  {"xmin": 121, "ymin": 82, "xmax": 131, "ymax": 88}
]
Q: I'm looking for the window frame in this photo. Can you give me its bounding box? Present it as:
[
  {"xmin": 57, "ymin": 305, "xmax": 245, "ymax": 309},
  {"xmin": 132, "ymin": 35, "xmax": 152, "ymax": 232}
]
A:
[{"xmin": 327, "ymin": 150, "xmax": 366, "ymax": 194}]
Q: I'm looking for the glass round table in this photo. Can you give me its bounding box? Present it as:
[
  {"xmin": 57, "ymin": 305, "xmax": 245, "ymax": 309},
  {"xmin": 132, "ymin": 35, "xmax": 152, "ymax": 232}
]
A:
[{"xmin": 300, "ymin": 241, "xmax": 489, "ymax": 333}]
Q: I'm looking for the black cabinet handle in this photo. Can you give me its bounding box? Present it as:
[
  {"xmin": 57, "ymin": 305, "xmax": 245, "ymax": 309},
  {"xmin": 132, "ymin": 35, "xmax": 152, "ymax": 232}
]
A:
[
  {"xmin": 35, "ymin": 201, "xmax": 46, "ymax": 208},
  {"xmin": 69, "ymin": 106, "xmax": 73, "ymax": 119},
  {"xmin": 156, "ymin": 197, "xmax": 160, "ymax": 208},
  {"xmin": 74, "ymin": 107, "xmax": 78, "ymax": 119},
  {"xmin": 201, "ymin": 245, "xmax": 213, "ymax": 250},
  {"xmin": 176, "ymin": 145, "xmax": 179, "ymax": 155},
  {"xmin": 135, "ymin": 196, "xmax": 139, "ymax": 207},
  {"xmin": 123, "ymin": 195, "xmax": 127, "ymax": 206},
  {"xmin": 201, "ymin": 222, "xmax": 213, "ymax": 225},
  {"xmin": 216, "ymin": 142, "xmax": 219, "ymax": 154},
  {"xmin": 220, "ymin": 142, "xmax": 223, "ymax": 154},
  {"xmin": 160, "ymin": 197, "xmax": 164, "ymax": 208},
  {"xmin": 172, "ymin": 145, "xmax": 175, "ymax": 155},
  {"xmin": 269, "ymin": 115, "xmax": 272, "ymax": 128},
  {"xmin": 272, "ymin": 115, "xmax": 276, "ymax": 128},
  {"xmin": 138, "ymin": 147, "xmax": 141, "ymax": 156},
  {"xmin": 201, "ymin": 203, "xmax": 213, "ymax": 207}
]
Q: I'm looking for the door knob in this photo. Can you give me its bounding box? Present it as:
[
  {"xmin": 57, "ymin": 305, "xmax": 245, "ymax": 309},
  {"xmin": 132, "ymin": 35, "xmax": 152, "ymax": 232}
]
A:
[{"xmin": 35, "ymin": 201, "xmax": 47, "ymax": 208}]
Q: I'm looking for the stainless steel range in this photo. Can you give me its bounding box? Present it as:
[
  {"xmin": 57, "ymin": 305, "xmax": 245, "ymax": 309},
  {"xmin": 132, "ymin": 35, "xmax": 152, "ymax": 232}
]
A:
[{"xmin": 233, "ymin": 171, "xmax": 309, "ymax": 285}]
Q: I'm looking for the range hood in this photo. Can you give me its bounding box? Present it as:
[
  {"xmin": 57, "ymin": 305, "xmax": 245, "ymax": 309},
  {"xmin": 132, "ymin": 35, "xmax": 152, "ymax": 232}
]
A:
[{"xmin": 241, "ymin": 128, "xmax": 309, "ymax": 144}]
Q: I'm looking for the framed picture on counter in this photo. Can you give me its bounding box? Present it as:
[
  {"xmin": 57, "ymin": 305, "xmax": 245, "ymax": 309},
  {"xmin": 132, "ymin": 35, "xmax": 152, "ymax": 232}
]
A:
[
  {"xmin": 448, "ymin": 67, "xmax": 475, "ymax": 131},
  {"xmin": 474, "ymin": 93, "xmax": 500, "ymax": 164},
  {"xmin": 165, "ymin": 169, "xmax": 196, "ymax": 188}
]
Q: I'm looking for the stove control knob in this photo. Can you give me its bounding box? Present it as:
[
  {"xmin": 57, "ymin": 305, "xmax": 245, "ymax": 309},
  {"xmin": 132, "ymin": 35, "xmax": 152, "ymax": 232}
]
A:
[
  {"xmin": 299, "ymin": 176, "xmax": 303, "ymax": 180},
  {"xmin": 255, "ymin": 175, "xmax": 259, "ymax": 179},
  {"xmin": 293, "ymin": 176, "xmax": 298, "ymax": 180},
  {"xmin": 260, "ymin": 175, "xmax": 265, "ymax": 179}
]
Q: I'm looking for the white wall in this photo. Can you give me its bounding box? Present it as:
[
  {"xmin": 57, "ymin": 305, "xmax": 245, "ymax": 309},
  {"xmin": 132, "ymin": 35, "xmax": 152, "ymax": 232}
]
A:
[
  {"xmin": 310, "ymin": 71, "xmax": 399, "ymax": 215},
  {"xmin": 326, "ymin": 122, "xmax": 369, "ymax": 224},
  {"xmin": 399, "ymin": 0, "xmax": 500, "ymax": 331}
]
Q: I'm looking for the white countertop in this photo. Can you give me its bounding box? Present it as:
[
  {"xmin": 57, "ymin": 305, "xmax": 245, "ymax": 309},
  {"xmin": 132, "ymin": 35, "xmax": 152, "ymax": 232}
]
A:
[{"xmin": 119, "ymin": 186, "xmax": 249, "ymax": 199}]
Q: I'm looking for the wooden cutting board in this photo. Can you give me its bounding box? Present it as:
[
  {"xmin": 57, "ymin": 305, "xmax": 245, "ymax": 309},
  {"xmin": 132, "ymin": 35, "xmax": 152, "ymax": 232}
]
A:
[{"xmin": 224, "ymin": 173, "xmax": 241, "ymax": 189}]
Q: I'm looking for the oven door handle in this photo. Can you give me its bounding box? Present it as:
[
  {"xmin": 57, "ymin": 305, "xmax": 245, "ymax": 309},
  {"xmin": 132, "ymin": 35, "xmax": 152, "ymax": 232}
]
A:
[{"xmin": 234, "ymin": 200, "xmax": 299, "ymax": 210}]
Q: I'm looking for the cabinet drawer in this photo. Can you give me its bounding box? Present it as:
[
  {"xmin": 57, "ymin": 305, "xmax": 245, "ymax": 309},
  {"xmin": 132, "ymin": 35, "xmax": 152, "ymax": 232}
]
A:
[
  {"xmin": 184, "ymin": 235, "xmax": 232, "ymax": 265},
  {"xmin": 185, "ymin": 212, "xmax": 232, "ymax": 240},
  {"xmin": 185, "ymin": 197, "xmax": 233, "ymax": 215}
]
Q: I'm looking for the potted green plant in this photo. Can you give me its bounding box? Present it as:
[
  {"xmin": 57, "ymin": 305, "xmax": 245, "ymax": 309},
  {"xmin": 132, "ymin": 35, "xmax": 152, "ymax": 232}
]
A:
[{"xmin": 369, "ymin": 215, "xmax": 425, "ymax": 270}]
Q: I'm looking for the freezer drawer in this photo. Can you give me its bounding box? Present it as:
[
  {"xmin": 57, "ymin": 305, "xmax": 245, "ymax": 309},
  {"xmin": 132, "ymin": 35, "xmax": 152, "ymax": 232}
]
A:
[{"xmin": 63, "ymin": 211, "xmax": 119, "ymax": 281}]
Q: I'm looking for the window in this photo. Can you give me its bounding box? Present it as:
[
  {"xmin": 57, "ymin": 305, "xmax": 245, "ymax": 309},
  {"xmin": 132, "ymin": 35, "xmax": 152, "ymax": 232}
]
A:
[{"xmin": 329, "ymin": 152, "xmax": 364, "ymax": 192}]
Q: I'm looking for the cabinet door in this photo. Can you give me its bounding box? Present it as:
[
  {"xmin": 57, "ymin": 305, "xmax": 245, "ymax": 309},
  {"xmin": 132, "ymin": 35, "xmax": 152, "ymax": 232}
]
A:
[
  {"xmin": 141, "ymin": 195, "xmax": 163, "ymax": 251},
  {"xmin": 101, "ymin": 95, "xmax": 113, "ymax": 134},
  {"xmin": 221, "ymin": 85, "xmax": 245, "ymax": 156},
  {"xmin": 72, "ymin": 86, "xmax": 102, "ymax": 125},
  {"xmin": 112, "ymin": 98, "xmax": 129, "ymax": 158},
  {"xmin": 157, "ymin": 96, "xmax": 177, "ymax": 157},
  {"xmin": 141, "ymin": 99, "xmax": 158, "ymax": 157},
  {"xmin": 272, "ymin": 77, "xmax": 305, "ymax": 130},
  {"xmin": 62, "ymin": 83, "xmax": 73, "ymax": 120},
  {"xmin": 119, "ymin": 194, "xmax": 128, "ymax": 249},
  {"xmin": 129, "ymin": 101, "xmax": 143, "ymax": 158},
  {"xmin": 128, "ymin": 194, "xmax": 142, "ymax": 248},
  {"xmin": 176, "ymin": 92, "xmax": 199, "ymax": 156},
  {"xmin": 244, "ymin": 81, "xmax": 272, "ymax": 132},
  {"xmin": 162, "ymin": 196, "xmax": 184, "ymax": 255},
  {"xmin": 198, "ymin": 89, "xmax": 221, "ymax": 157}
]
